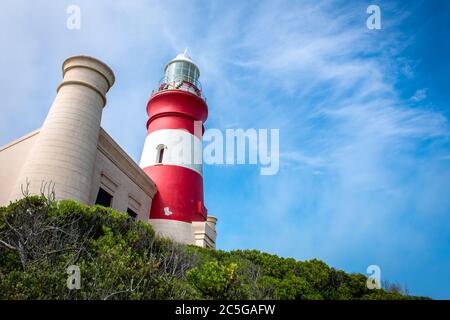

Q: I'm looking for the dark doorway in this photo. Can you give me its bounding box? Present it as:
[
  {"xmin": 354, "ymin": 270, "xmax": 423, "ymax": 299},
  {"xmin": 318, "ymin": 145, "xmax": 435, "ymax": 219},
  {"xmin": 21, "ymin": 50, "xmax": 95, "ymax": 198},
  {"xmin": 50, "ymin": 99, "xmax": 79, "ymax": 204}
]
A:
[
  {"xmin": 127, "ymin": 208, "xmax": 138, "ymax": 219},
  {"xmin": 95, "ymin": 188, "xmax": 113, "ymax": 207}
]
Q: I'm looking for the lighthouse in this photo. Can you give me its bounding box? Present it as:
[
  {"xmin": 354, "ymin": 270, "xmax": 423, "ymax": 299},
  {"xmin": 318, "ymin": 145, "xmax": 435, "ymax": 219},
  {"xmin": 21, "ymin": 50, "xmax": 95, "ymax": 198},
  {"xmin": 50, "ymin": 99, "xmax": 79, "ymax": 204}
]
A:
[{"xmin": 140, "ymin": 51, "xmax": 217, "ymax": 248}]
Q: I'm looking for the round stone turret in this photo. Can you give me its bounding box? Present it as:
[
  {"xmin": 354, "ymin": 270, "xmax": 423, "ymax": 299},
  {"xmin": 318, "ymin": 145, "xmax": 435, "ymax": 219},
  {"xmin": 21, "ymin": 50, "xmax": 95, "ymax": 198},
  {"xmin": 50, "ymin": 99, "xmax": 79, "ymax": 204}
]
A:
[{"xmin": 9, "ymin": 56, "xmax": 115, "ymax": 203}]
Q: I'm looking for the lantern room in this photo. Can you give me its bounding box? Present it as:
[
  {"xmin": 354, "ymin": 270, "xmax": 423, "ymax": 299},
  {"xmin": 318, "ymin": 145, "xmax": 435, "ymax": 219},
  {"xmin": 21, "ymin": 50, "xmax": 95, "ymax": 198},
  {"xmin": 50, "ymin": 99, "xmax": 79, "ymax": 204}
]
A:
[{"xmin": 159, "ymin": 49, "xmax": 202, "ymax": 97}]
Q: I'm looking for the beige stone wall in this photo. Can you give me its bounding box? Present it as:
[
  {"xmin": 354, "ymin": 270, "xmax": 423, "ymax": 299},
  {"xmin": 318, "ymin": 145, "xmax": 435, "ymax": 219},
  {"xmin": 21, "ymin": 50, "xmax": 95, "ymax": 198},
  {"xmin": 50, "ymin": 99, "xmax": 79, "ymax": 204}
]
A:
[
  {"xmin": 192, "ymin": 216, "xmax": 217, "ymax": 249},
  {"xmin": 90, "ymin": 128, "xmax": 157, "ymax": 220},
  {"xmin": 9, "ymin": 56, "xmax": 115, "ymax": 204},
  {"xmin": 149, "ymin": 217, "xmax": 217, "ymax": 248},
  {"xmin": 0, "ymin": 130, "xmax": 39, "ymax": 206},
  {"xmin": 149, "ymin": 219, "xmax": 195, "ymax": 244}
]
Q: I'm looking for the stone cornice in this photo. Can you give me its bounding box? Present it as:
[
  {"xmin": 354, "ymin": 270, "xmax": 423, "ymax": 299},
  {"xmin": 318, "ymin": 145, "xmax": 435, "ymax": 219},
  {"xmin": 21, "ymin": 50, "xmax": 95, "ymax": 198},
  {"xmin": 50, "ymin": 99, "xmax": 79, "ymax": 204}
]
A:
[{"xmin": 0, "ymin": 129, "xmax": 40, "ymax": 152}]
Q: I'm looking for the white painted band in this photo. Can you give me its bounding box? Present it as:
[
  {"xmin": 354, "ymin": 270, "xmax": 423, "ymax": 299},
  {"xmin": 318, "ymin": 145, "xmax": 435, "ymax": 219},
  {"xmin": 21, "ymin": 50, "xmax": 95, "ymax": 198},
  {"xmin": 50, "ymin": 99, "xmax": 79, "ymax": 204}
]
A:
[{"xmin": 139, "ymin": 129, "xmax": 203, "ymax": 175}]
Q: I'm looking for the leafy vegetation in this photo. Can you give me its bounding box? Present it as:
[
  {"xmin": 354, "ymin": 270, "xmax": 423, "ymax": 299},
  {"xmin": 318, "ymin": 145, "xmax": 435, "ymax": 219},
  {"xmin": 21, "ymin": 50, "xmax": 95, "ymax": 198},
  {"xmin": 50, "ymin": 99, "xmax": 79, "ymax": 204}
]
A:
[{"xmin": 0, "ymin": 196, "xmax": 428, "ymax": 300}]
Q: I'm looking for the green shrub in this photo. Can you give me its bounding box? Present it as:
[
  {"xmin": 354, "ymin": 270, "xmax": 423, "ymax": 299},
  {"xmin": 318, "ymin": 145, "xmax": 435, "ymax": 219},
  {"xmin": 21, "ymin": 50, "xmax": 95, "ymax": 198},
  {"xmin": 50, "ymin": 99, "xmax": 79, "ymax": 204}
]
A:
[{"xmin": 0, "ymin": 196, "xmax": 427, "ymax": 300}]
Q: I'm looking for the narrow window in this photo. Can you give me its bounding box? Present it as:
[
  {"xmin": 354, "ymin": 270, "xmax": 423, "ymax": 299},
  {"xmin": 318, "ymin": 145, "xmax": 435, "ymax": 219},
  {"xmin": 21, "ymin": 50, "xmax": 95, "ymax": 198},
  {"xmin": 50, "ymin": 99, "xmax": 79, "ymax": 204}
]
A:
[
  {"xmin": 95, "ymin": 188, "xmax": 113, "ymax": 207},
  {"xmin": 127, "ymin": 208, "xmax": 138, "ymax": 219},
  {"xmin": 156, "ymin": 144, "xmax": 166, "ymax": 164},
  {"xmin": 157, "ymin": 148, "xmax": 164, "ymax": 163}
]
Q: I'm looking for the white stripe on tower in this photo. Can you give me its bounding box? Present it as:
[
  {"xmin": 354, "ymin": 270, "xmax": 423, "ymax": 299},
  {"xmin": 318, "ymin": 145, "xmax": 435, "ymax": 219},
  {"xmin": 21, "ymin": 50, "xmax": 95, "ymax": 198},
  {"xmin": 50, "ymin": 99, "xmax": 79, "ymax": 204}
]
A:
[{"xmin": 139, "ymin": 128, "xmax": 203, "ymax": 175}]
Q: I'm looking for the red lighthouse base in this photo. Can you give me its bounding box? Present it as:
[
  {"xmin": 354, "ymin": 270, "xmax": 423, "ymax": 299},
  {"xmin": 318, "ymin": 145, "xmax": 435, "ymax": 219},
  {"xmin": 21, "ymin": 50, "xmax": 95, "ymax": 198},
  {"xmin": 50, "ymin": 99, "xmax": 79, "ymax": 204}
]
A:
[{"xmin": 143, "ymin": 165, "xmax": 207, "ymax": 223}]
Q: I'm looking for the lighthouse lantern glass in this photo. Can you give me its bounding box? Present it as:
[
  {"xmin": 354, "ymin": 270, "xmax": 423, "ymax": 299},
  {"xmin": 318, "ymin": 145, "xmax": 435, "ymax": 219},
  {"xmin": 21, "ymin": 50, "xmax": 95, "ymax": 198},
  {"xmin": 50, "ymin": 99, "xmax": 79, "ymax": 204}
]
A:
[{"xmin": 165, "ymin": 61, "xmax": 199, "ymax": 87}]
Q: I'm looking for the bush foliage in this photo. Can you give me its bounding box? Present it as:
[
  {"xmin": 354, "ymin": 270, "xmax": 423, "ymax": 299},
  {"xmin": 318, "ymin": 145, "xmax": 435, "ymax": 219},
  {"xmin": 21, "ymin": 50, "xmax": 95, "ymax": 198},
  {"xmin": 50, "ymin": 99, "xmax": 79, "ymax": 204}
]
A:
[{"xmin": 0, "ymin": 197, "xmax": 428, "ymax": 300}]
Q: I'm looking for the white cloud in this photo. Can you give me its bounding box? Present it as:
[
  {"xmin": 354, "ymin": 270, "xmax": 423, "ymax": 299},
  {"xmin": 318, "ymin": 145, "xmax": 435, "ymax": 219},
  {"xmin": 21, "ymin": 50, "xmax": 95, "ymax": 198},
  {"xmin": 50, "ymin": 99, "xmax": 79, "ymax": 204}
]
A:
[{"xmin": 410, "ymin": 88, "xmax": 428, "ymax": 102}]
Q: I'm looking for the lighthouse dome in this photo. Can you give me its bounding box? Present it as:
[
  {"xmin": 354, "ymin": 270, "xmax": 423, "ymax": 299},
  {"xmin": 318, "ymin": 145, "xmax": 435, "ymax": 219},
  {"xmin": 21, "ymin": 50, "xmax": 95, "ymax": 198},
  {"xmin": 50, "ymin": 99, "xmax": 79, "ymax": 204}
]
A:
[
  {"xmin": 170, "ymin": 50, "xmax": 196, "ymax": 66},
  {"xmin": 163, "ymin": 49, "xmax": 200, "ymax": 88}
]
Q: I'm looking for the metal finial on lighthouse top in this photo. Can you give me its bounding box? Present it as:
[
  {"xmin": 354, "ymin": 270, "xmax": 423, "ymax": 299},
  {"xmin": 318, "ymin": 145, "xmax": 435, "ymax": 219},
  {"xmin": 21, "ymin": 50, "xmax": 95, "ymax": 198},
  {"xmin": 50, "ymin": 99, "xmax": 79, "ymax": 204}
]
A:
[{"xmin": 179, "ymin": 48, "xmax": 195, "ymax": 63}]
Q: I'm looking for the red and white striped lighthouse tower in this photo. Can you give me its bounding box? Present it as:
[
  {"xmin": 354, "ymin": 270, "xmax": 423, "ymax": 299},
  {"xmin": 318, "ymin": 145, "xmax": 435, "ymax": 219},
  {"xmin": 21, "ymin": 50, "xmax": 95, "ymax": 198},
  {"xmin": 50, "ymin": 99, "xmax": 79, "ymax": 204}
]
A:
[{"xmin": 140, "ymin": 50, "xmax": 216, "ymax": 247}]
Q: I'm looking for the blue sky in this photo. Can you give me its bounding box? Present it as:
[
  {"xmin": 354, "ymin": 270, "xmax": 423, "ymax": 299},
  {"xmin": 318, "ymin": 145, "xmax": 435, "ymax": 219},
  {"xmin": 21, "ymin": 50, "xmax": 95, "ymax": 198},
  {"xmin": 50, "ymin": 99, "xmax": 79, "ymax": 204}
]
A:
[{"xmin": 0, "ymin": 0, "xmax": 449, "ymax": 298}]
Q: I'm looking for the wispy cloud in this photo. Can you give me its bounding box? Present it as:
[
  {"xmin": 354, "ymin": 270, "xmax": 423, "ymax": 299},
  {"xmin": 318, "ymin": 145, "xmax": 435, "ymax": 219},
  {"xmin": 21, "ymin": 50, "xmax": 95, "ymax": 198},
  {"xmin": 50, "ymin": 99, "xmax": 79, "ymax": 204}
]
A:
[{"xmin": 410, "ymin": 88, "xmax": 428, "ymax": 102}]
